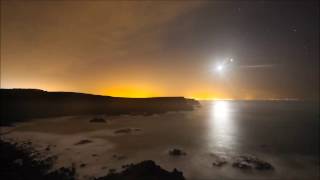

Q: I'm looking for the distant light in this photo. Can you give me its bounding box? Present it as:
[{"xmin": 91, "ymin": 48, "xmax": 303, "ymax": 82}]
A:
[{"xmin": 230, "ymin": 58, "xmax": 233, "ymax": 62}]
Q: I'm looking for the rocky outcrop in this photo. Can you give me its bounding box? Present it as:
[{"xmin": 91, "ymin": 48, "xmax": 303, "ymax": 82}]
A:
[
  {"xmin": 169, "ymin": 148, "xmax": 187, "ymax": 156},
  {"xmin": 95, "ymin": 160, "xmax": 185, "ymax": 180},
  {"xmin": 90, "ymin": 118, "xmax": 107, "ymax": 123},
  {"xmin": 114, "ymin": 128, "xmax": 141, "ymax": 134},
  {"xmin": 0, "ymin": 139, "xmax": 75, "ymax": 180},
  {"xmin": 112, "ymin": 154, "xmax": 127, "ymax": 160},
  {"xmin": 74, "ymin": 139, "xmax": 92, "ymax": 145},
  {"xmin": 232, "ymin": 155, "xmax": 273, "ymax": 170}
]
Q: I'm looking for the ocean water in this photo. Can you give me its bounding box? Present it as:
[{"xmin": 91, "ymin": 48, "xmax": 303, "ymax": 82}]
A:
[{"xmin": 7, "ymin": 101, "xmax": 320, "ymax": 179}]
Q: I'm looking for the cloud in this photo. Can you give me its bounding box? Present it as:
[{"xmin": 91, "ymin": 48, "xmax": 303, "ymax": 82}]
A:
[{"xmin": 239, "ymin": 64, "xmax": 276, "ymax": 69}]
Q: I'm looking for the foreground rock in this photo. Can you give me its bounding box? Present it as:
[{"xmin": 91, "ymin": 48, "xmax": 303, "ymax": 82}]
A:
[
  {"xmin": 212, "ymin": 158, "xmax": 227, "ymax": 167},
  {"xmin": 232, "ymin": 155, "xmax": 274, "ymax": 170},
  {"xmin": 210, "ymin": 153, "xmax": 227, "ymax": 167},
  {"xmin": 0, "ymin": 139, "xmax": 75, "ymax": 180},
  {"xmin": 112, "ymin": 154, "xmax": 127, "ymax": 160},
  {"xmin": 114, "ymin": 128, "xmax": 141, "ymax": 134},
  {"xmin": 74, "ymin": 139, "xmax": 92, "ymax": 145},
  {"xmin": 169, "ymin": 148, "xmax": 187, "ymax": 156},
  {"xmin": 90, "ymin": 118, "xmax": 107, "ymax": 123},
  {"xmin": 95, "ymin": 160, "xmax": 185, "ymax": 180}
]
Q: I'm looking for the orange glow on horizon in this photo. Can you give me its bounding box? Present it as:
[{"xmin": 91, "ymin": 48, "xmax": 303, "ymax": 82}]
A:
[
  {"xmin": 100, "ymin": 85, "xmax": 163, "ymax": 98},
  {"xmin": 2, "ymin": 82, "xmax": 295, "ymax": 100},
  {"xmin": 99, "ymin": 85, "xmax": 232, "ymax": 99},
  {"xmin": 186, "ymin": 90, "xmax": 231, "ymax": 100}
]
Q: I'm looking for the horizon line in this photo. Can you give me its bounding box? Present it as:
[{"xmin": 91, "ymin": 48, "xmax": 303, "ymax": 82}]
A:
[{"xmin": 0, "ymin": 88, "xmax": 312, "ymax": 101}]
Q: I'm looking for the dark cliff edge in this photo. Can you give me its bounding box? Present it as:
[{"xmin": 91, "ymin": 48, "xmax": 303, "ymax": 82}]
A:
[{"xmin": 0, "ymin": 89, "xmax": 200, "ymax": 126}]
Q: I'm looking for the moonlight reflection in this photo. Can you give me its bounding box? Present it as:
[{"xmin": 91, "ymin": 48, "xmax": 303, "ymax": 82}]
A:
[{"xmin": 208, "ymin": 101, "xmax": 237, "ymax": 151}]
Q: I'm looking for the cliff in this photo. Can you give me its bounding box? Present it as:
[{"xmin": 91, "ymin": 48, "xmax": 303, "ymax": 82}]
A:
[{"xmin": 0, "ymin": 89, "xmax": 199, "ymax": 125}]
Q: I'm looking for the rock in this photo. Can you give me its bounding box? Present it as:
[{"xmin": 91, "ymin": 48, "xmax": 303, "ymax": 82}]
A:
[
  {"xmin": 90, "ymin": 118, "xmax": 106, "ymax": 123},
  {"xmin": 232, "ymin": 155, "xmax": 273, "ymax": 170},
  {"xmin": 109, "ymin": 168, "xmax": 116, "ymax": 173},
  {"xmin": 212, "ymin": 159, "xmax": 227, "ymax": 167},
  {"xmin": 112, "ymin": 154, "xmax": 127, "ymax": 160},
  {"xmin": 255, "ymin": 161, "xmax": 273, "ymax": 170},
  {"xmin": 114, "ymin": 128, "xmax": 141, "ymax": 134},
  {"xmin": 122, "ymin": 163, "xmax": 134, "ymax": 169},
  {"xmin": 210, "ymin": 153, "xmax": 227, "ymax": 167},
  {"xmin": 13, "ymin": 159, "xmax": 23, "ymax": 166},
  {"xmin": 0, "ymin": 139, "xmax": 76, "ymax": 180},
  {"xmin": 232, "ymin": 161, "xmax": 252, "ymax": 169},
  {"xmin": 169, "ymin": 148, "xmax": 187, "ymax": 156},
  {"xmin": 172, "ymin": 168, "xmax": 184, "ymax": 178},
  {"xmin": 95, "ymin": 160, "xmax": 185, "ymax": 180},
  {"xmin": 114, "ymin": 128, "xmax": 131, "ymax": 134},
  {"xmin": 74, "ymin": 139, "xmax": 92, "ymax": 145},
  {"xmin": 31, "ymin": 151, "xmax": 41, "ymax": 157},
  {"xmin": 46, "ymin": 167, "xmax": 76, "ymax": 180},
  {"xmin": 23, "ymin": 141, "xmax": 32, "ymax": 145}
]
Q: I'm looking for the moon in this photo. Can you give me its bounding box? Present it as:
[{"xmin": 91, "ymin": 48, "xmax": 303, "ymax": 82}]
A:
[
  {"xmin": 216, "ymin": 65, "xmax": 224, "ymax": 72},
  {"xmin": 215, "ymin": 58, "xmax": 234, "ymax": 73}
]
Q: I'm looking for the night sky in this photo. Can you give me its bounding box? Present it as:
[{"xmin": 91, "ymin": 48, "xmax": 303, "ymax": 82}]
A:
[{"xmin": 1, "ymin": 1, "xmax": 319, "ymax": 100}]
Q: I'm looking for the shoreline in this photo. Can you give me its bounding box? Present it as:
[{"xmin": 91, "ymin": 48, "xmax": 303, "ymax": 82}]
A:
[
  {"xmin": 1, "ymin": 101, "xmax": 318, "ymax": 180},
  {"xmin": 1, "ymin": 115, "xmax": 277, "ymax": 180}
]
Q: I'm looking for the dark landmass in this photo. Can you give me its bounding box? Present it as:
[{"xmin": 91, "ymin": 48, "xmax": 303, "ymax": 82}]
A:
[
  {"xmin": 0, "ymin": 88, "xmax": 200, "ymax": 125},
  {"xmin": 0, "ymin": 139, "xmax": 75, "ymax": 180},
  {"xmin": 95, "ymin": 160, "xmax": 185, "ymax": 180}
]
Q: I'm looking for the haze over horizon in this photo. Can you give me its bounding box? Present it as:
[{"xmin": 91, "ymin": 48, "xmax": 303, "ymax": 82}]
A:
[{"xmin": 1, "ymin": 1, "xmax": 319, "ymax": 100}]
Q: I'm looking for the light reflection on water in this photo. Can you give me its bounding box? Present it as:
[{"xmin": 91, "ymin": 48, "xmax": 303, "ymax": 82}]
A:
[{"xmin": 207, "ymin": 101, "xmax": 237, "ymax": 151}]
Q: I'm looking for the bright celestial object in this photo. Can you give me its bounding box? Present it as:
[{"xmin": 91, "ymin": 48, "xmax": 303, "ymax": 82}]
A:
[
  {"xmin": 216, "ymin": 65, "xmax": 224, "ymax": 72},
  {"xmin": 215, "ymin": 58, "xmax": 234, "ymax": 73}
]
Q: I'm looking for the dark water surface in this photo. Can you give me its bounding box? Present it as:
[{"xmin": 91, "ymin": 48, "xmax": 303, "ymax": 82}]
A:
[
  {"xmin": 101, "ymin": 101, "xmax": 319, "ymax": 179},
  {"xmin": 203, "ymin": 101, "xmax": 319, "ymax": 155}
]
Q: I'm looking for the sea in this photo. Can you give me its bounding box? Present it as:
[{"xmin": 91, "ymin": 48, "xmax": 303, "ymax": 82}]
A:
[{"xmin": 5, "ymin": 100, "xmax": 319, "ymax": 180}]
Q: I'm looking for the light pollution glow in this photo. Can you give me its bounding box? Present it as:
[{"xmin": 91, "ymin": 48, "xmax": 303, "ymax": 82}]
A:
[{"xmin": 1, "ymin": 1, "xmax": 318, "ymax": 100}]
